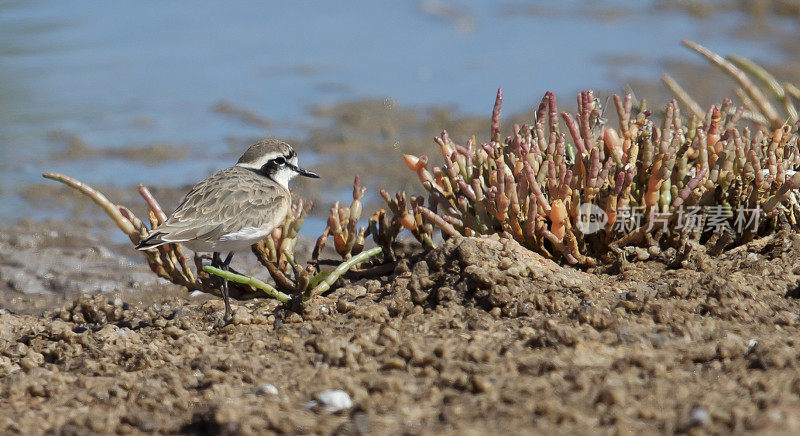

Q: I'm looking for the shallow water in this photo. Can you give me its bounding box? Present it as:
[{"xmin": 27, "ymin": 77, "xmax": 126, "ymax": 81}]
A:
[{"xmin": 0, "ymin": 0, "xmax": 791, "ymax": 226}]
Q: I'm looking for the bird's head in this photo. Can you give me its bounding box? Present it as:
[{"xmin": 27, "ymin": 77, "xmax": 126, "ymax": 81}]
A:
[{"xmin": 236, "ymin": 139, "xmax": 319, "ymax": 188}]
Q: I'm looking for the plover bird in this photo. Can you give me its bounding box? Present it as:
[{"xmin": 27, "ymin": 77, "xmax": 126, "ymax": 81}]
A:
[{"xmin": 135, "ymin": 139, "xmax": 319, "ymax": 321}]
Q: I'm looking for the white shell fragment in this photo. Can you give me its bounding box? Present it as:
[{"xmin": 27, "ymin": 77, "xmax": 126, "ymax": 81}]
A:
[{"xmin": 309, "ymin": 390, "xmax": 353, "ymax": 413}]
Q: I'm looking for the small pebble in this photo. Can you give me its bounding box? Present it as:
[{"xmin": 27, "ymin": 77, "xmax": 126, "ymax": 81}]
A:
[
  {"xmin": 597, "ymin": 386, "xmax": 624, "ymax": 406},
  {"xmin": 232, "ymin": 308, "xmax": 252, "ymax": 325},
  {"xmin": 164, "ymin": 326, "xmax": 184, "ymax": 339},
  {"xmin": 336, "ymin": 299, "xmax": 353, "ymax": 313}
]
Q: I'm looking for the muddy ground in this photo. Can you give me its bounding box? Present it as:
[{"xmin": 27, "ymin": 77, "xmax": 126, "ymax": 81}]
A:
[
  {"xmin": 2, "ymin": 219, "xmax": 800, "ymax": 435},
  {"xmin": 4, "ymin": 8, "xmax": 800, "ymax": 430}
]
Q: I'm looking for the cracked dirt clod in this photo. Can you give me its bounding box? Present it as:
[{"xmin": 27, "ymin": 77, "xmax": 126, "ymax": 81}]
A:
[{"xmin": 399, "ymin": 235, "xmax": 598, "ymax": 317}]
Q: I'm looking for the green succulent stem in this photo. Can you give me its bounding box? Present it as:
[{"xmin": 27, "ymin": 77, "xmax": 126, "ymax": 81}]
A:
[
  {"xmin": 303, "ymin": 246, "xmax": 383, "ymax": 301},
  {"xmin": 308, "ymin": 270, "xmax": 331, "ymax": 289},
  {"xmin": 283, "ymin": 248, "xmax": 299, "ymax": 270},
  {"xmin": 203, "ymin": 265, "xmax": 291, "ymax": 303}
]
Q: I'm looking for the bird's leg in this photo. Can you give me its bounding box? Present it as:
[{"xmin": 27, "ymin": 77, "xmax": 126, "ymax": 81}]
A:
[
  {"xmin": 212, "ymin": 252, "xmax": 233, "ymax": 322},
  {"xmin": 222, "ymin": 252, "xmax": 234, "ymax": 320}
]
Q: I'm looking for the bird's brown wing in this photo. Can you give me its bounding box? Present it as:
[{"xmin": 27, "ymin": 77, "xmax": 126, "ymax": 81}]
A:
[{"xmin": 140, "ymin": 167, "xmax": 290, "ymax": 247}]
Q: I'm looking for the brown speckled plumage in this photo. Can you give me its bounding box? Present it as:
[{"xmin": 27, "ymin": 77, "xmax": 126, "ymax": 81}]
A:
[{"xmin": 146, "ymin": 166, "xmax": 289, "ymax": 249}]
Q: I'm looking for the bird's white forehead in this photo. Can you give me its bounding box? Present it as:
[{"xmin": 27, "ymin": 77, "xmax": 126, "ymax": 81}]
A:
[{"xmin": 236, "ymin": 151, "xmax": 298, "ymax": 170}]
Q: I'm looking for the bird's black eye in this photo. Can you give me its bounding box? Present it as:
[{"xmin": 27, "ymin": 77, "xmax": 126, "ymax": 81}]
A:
[{"xmin": 274, "ymin": 157, "xmax": 286, "ymax": 165}]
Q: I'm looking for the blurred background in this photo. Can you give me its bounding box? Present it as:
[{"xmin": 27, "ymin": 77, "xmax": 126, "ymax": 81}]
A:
[{"xmin": 1, "ymin": 0, "xmax": 798, "ymax": 238}]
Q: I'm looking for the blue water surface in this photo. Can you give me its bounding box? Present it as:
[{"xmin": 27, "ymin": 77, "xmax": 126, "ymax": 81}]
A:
[{"xmin": 0, "ymin": 0, "xmax": 790, "ymax": 224}]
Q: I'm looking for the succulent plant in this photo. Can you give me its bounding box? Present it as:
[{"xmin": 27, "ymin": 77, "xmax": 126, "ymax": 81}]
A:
[
  {"xmin": 312, "ymin": 176, "xmax": 367, "ymax": 261},
  {"xmin": 397, "ymin": 44, "xmax": 800, "ymax": 265}
]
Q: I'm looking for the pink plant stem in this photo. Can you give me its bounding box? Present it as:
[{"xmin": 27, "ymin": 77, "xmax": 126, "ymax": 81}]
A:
[
  {"xmin": 418, "ymin": 206, "xmax": 460, "ymax": 236},
  {"xmin": 138, "ymin": 184, "xmax": 167, "ymax": 224},
  {"xmin": 491, "ymin": 88, "xmax": 503, "ymax": 141},
  {"xmin": 43, "ymin": 172, "xmax": 136, "ymax": 236},
  {"xmin": 561, "ymin": 112, "xmax": 587, "ymax": 155}
]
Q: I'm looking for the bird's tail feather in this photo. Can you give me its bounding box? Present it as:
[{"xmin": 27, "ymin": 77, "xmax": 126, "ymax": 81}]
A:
[{"xmin": 135, "ymin": 232, "xmax": 169, "ymax": 250}]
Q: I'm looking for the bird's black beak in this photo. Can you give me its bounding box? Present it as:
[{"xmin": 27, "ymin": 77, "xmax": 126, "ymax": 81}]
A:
[{"xmin": 294, "ymin": 165, "xmax": 319, "ymax": 178}]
